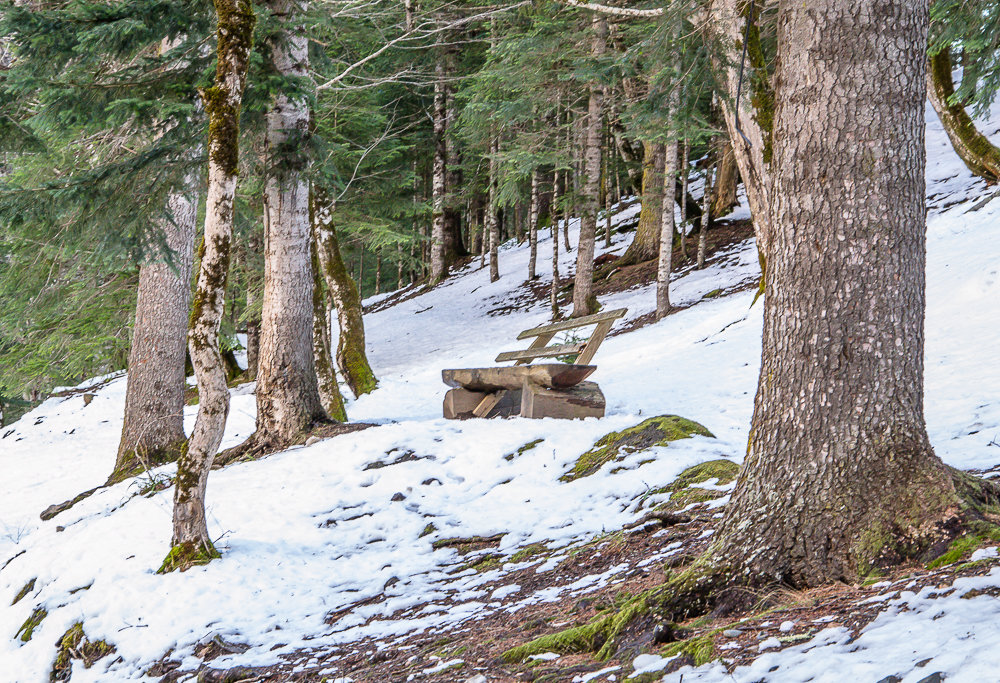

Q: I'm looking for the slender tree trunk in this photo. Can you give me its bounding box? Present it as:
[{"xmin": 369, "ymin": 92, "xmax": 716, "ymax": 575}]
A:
[
  {"xmin": 313, "ymin": 191, "xmax": 378, "ymax": 398},
  {"xmin": 374, "ymin": 250, "xmax": 382, "ymax": 294},
  {"xmin": 708, "ymin": 0, "xmax": 975, "ymax": 589},
  {"xmin": 657, "ymin": 137, "xmax": 678, "ymax": 320},
  {"xmin": 430, "ymin": 58, "xmax": 448, "ymax": 283},
  {"xmin": 927, "ymin": 48, "xmax": 1000, "ymax": 183},
  {"xmin": 245, "ymin": 230, "xmax": 262, "ymax": 381},
  {"xmin": 251, "ymin": 0, "xmax": 326, "ymax": 452},
  {"xmin": 163, "ymin": 0, "xmax": 254, "ymax": 573},
  {"xmin": 564, "ymin": 110, "xmax": 574, "ymax": 253},
  {"xmin": 616, "ymin": 141, "xmax": 664, "ymax": 267},
  {"xmin": 111, "ymin": 183, "xmax": 197, "ymax": 484},
  {"xmin": 679, "ymin": 139, "xmax": 689, "ymax": 258},
  {"xmin": 551, "ymin": 168, "xmax": 562, "ymax": 319},
  {"xmin": 697, "ymin": 160, "xmax": 713, "ymax": 269},
  {"xmin": 487, "ymin": 135, "xmax": 500, "ymax": 282},
  {"xmin": 571, "ymin": 15, "xmax": 607, "ymax": 318},
  {"xmin": 528, "ymin": 168, "xmax": 539, "ymax": 280},
  {"xmin": 397, "ymin": 241, "xmax": 404, "ymax": 290},
  {"xmin": 311, "ymin": 233, "xmax": 347, "ymax": 422},
  {"xmin": 603, "ymin": 126, "xmax": 613, "ymax": 248},
  {"xmin": 443, "ymin": 75, "xmax": 467, "ymax": 262}
]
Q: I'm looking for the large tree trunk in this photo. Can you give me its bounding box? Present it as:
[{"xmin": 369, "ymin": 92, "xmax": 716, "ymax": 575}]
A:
[
  {"xmin": 313, "ymin": 191, "xmax": 378, "ymax": 398},
  {"xmin": 616, "ymin": 141, "xmax": 664, "ymax": 267},
  {"xmin": 443, "ymin": 81, "xmax": 467, "ymax": 263},
  {"xmin": 572, "ymin": 14, "xmax": 607, "ymax": 318},
  {"xmin": 430, "ymin": 58, "xmax": 449, "ymax": 283},
  {"xmin": 708, "ymin": 0, "xmax": 970, "ymax": 589},
  {"xmin": 163, "ymin": 0, "xmax": 254, "ymax": 573},
  {"xmin": 251, "ymin": 0, "xmax": 326, "ymax": 451},
  {"xmin": 927, "ymin": 48, "xmax": 1000, "ymax": 183},
  {"xmin": 111, "ymin": 184, "xmax": 197, "ymax": 484}
]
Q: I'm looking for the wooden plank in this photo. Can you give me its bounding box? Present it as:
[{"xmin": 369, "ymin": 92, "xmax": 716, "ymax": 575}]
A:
[
  {"xmin": 472, "ymin": 391, "xmax": 505, "ymax": 418},
  {"xmin": 514, "ymin": 332, "xmax": 555, "ymax": 366},
  {"xmin": 495, "ymin": 342, "xmax": 586, "ymax": 364},
  {"xmin": 442, "ymin": 364, "xmax": 596, "ymax": 391},
  {"xmin": 443, "ymin": 388, "xmax": 487, "ymax": 419},
  {"xmin": 515, "ymin": 308, "xmax": 627, "ymax": 340},
  {"xmin": 575, "ymin": 319, "xmax": 613, "ymax": 366},
  {"xmin": 520, "ymin": 380, "xmax": 605, "ymax": 419}
]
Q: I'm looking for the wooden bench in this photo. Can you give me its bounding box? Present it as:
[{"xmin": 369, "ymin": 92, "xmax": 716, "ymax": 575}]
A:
[{"xmin": 442, "ymin": 308, "xmax": 627, "ymax": 420}]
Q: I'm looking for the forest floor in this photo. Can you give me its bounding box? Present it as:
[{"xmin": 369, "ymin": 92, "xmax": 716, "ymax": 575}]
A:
[{"xmin": 3, "ymin": 102, "xmax": 1000, "ymax": 683}]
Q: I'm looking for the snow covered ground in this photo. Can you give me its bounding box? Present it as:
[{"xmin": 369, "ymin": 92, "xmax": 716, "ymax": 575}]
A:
[{"xmin": 1, "ymin": 96, "xmax": 1000, "ymax": 683}]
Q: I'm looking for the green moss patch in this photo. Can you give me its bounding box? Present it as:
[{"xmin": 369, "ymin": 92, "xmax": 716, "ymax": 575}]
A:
[
  {"xmin": 11, "ymin": 578, "xmax": 35, "ymax": 606},
  {"xmin": 505, "ymin": 439, "xmax": 544, "ymax": 461},
  {"xmin": 157, "ymin": 540, "xmax": 221, "ymax": 574},
  {"xmin": 51, "ymin": 622, "xmax": 115, "ymax": 681},
  {"xmin": 15, "ymin": 606, "xmax": 46, "ymax": 643},
  {"xmin": 563, "ymin": 416, "xmax": 715, "ymax": 482}
]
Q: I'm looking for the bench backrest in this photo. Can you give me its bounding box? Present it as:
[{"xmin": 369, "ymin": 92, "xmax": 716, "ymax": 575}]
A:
[{"xmin": 495, "ymin": 308, "xmax": 627, "ymax": 366}]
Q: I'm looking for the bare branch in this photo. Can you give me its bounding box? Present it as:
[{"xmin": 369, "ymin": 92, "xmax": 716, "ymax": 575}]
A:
[{"xmin": 564, "ymin": 0, "xmax": 664, "ymax": 18}]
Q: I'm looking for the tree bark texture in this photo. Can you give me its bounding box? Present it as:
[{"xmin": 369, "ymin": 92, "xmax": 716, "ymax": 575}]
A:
[
  {"xmin": 443, "ymin": 82, "xmax": 467, "ymax": 262},
  {"xmin": 709, "ymin": 0, "xmax": 962, "ymax": 588},
  {"xmin": 311, "ymin": 236, "xmax": 347, "ymax": 422},
  {"xmin": 528, "ymin": 168, "xmax": 539, "ymax": 280},
  {"xmin": 617, "ymin": 141, "xmax": 664, "ymax": 267},
  {"xmin": 112, "ymin": 184, "xmax": 197, "ymax": 484},
  {"xmin": 711, "ymin": 136, "xmax": 739, "ymax": 217},
  {"xmin": 166, "ymin": 0, "xmax": 254, "ymax": 569},
  {"xmin": 572, "ymin": 14, "xmax": 607, "ymax": 318},
  {"xmin": 656, "ymin": 139, "xmax": 677, "ymax": 320},
  {"xmin": 430, "ymin": 59, "xmax": 449, "ymax": 283},
  {"xmin": 927, "ymin": 49, "xmax": 1000, "ymax": 184},
  {"xmin": 551, "ymin": 169, "xmax": 562, "ymax": 319},
  {"xmin": 253, "ymin": 0, "xmax": 326, "ymax": 450},
  {"xmin": 697, "ymin": 160, "xmax": 713, "ymax": 269},
  {"xmin": 487, "ymin": 135, "xmax": 500, "ymax": 282},
  {"xmin": 679, "ymin": 139, "xmax": 689, "ymax": 257},
  {"xmin": 313, "ymin": 192, "xmax": 378, "ymax": 399}
]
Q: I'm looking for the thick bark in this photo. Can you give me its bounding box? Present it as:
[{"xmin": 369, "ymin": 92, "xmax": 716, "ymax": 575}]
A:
[
  {"xmin": 572, "ymin": 14, "xmax": 607, "ymax": 318},
  {"xmin": 111, "ymin": 184, "xmax": 196, "ymax": 484},
  {"xmin": 709, "ymin": 0, "xmax": 963, "ymax": 588},
  {"xmin": 656, "ymin": 139, "xmax": 677, "ymax": 319},
  {"xmin": 430, "ymin": 60, "xmax": 449, "ymax": 283},
  {"xmin": 616, "ymin": 142, "xmax": 664, "ymax": 267},
  {"xmin": 165, "ymin": 0, "xmax": 254, "ymax": 571},
  {"xmin": 252, "ymin": 0, "xmax": 326, "ymax": 451},
  {"xmin": 311, "ymin": 236, "xmax": 347, "ymax": 422},
  {"xmin": 313, "ymin": 192, "xmax": 378, "ymax": 398},
  {"xmin": 927, "ymin": 49, "xmax": 1000, "ymax": 183}
]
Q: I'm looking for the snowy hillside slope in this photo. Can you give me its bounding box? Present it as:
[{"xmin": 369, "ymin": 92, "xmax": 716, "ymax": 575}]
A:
[{"xmin": 0, "ymin": 96, "xmax": 999, "ymax": 683}]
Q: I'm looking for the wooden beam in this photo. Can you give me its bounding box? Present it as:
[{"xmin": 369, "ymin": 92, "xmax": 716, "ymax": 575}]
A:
[
  {"xmin": 575, "ymin": 319, "xmax": 613, "ymax": 365},
  {"xmin": 516, "ymin": 308, "xmax": 627, "ymax": 340},
  {"xmin": 514, "ymin": 332, "xmax": 556, "ymax": 366},
  {"xmin": 443, "ymin": 364, "xmax": 596, "ymax": 391},
  {"xmin": 495, "ymin": 342, "xmax": 587, "ymax": 363}
]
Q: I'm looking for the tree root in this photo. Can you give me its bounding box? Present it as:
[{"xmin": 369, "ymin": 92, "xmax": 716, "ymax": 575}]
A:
[{"xmin": 157, "ymin": 540, "xmax": 220, "ymax": 574}]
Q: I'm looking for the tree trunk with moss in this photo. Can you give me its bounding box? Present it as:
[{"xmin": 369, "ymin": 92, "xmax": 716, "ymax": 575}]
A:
[
  {"xmin": 706, "ymin": 0, "xmax": 985, "ymax": 589},
  {"xmin": 927, "ymin": 49, "xmax": 1000, "ymax": 184},
  {"xmin": 572, "ymin": 14, "xmax": 607, "ymax": 318},
  {"xmin": 111, "ymin": 184, "xmax": 197, "ymax": 484},
  {"xmin": 616, "ymin": 142, "xmax": 664, "ymax": 267},
  {"xmin": 430, "ymin": 57, "xmax": 449, "ymax": 283},
  {"xmin": 311, "ymin": 235, "xmax": 347, "ymax": 422},
  {"xmin": 251, "ymin": 0, "xmax": 326, "ymax": 452},
  {"xmin": 313, "ymin": 191, "xmax": 378, "ymax": 398},
  {"xmin": 709, "ymin": 0, "xmax": 774, "ymax": 256},
  {"xmin": 165, "ymin": 0, "xmax": 254, "ymax": 572}
]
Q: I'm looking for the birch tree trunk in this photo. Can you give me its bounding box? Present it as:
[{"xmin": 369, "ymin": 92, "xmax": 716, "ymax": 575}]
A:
[
  {"xmin": 679, "ymin": 139, "xmax": 689, "ymax": 257},
  {"xmin": 927, "ymin": 48, "xmax": 1000, "ymax": 183},
  {"xmin": 111, "ymin": 184, "xmax": 197, "ymax": 484},
  {"xmin": 697, "ymin": 160, "xmax": 713, "ymax": 269},
  {"xmin": 528, "ymin": 168, "xmax": 539, "ymax": 280},
  {"xmin": 551, "ymin": 168, "xmax": 562, "ymax": 319},
  {"xmin": 656, "ymin": 137, "xmax": 678, "ymax": 319},
  {"xmin": 487, "ymin": 135, "xmax": 500, "ymax": 282},
  {"xmin": 252, "ymin": 0, "xmax": 326, "ymax": 451},
  {"xmin": 706, "ymin": 0, "xmax": 986, "ymax": 589},
  {"xmin": 430, "ymin": 58, "xmax": 449, "ymax": 283},
  {"xmin": 571, "ymin": 14, "xmax": 607, "ymax": 318},
  {"xmin": 162, "ymin": 0, "xmax": 254, "ymax": 573}
]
